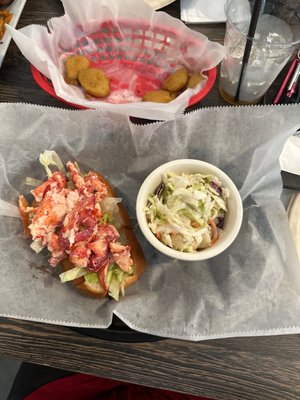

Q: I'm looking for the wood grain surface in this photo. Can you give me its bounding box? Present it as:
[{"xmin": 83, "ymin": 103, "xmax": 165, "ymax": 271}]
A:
[
  {"xmin": 0, "ymin": 1, "xmax": 298, "ymax": 400},
  {"xmin": 1, "ymin": 317, "xmax": 300, "ymax": 400}
]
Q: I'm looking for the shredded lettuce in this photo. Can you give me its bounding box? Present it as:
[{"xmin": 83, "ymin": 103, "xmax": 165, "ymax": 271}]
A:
[
  {"xmin": 0, "ymin": 199, "xmax": 21, "ymax": 218},
  {"xmin": 59, "ymin": 266, "xmax": 87, "ymax": 283},
  {"xmin": 101, "ymin": 197, "xmax": 122, "ymax": 211},
  {"xmin": 99, "ymin": 212, "xmax": 113, "ymax": 224},
  {"xmin": 84, "ymin": 272, "xmax": 100, "ymax": 285},
  {"xmin": 25, "ymin": 177, "xmax": 44, "ymax": 187},
  {"xmin": 100, "ymin": 197, "xmax": 122, "ymax": 227},
  {"xmin": 39, "ymin": 150, "xmax": 66, "ymax": 177},
  {"xmin": 30, "ymin": 239, "xmax": 45, "ymax": 253},
  {"xmin": 106, "ymin": 263, "xmax": 126, "ymax": 301},
  {"xmin": 59, "ymin": 262, "xmax": 133, "ymax": 301}
]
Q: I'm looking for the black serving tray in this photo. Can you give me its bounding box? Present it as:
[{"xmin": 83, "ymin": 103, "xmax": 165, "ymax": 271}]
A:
[
  {"xmin": 72, "ymin": 315, "xmax": 164, "ymax": 342},
  {"xmin": 281, "ymin": 170, "xmax": 300, "ymax": 191}
]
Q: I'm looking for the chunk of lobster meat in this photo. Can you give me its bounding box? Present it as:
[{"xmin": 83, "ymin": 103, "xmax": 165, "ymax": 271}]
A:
[
  {"xmin": 31, "ymin": 171, "xmax": 67, "ymax": 202},
  {"xmin": 49, "ymin": 254, "xmax": 66, "ymax": 267},
  {"xmin": 87, "ymin": 235, "xmax": 112, "ymax": 273},
  {"xmin": 48, "ymin": 234, "xmax": 67, "ymax": 267},
  {"xmin": 74, "ymin": 216, "xmax": 97, "ymax": 243},
  {"xmin": 88, "ymin": 237, "xmax": 108, "ymax": 259},
  {"xmin": 66, "ymin": 190, "xmax": 80, "ymax": 213},
  {"xmin": 29, "ymin": 189, "xmax": 68, "ymax": 243},
  {"xmin": 95, "ymin": 223, "xmax": 119, "ymax": 243},
  {"xmin": 88, "ymin": 253, "xmax": 109, "ymax": 273},
  {"xmin": 86, "ymin": 224, "xmax": 120, "ymax": 273},
  {"xmin": 99, "ymin": 260, "xmax": 109, "ymax": 291},
  {"xmin": 66, "ymin": 162, "xmax": 85, "ymax": 192},
  {"xmin": 110, "ymin": 242, "xmax": 133, "ymax": 272},
  {"xmin": 84, "ymin": 171, "xmax": 109, "ymax": 201},
  {"xmin": 48, "ymin": 233, "xmax": 65, "ymax": 255},
  {"xmin": 69, "ymin": 245, "xmax": 91, "ymax": 268},
  {"xmin": 59, "ymin": 195, "xmax": 97, "ymax": 247},
  {"xmin": 67, "ymin": 161, "xmax": 108, "ymax": 200}
]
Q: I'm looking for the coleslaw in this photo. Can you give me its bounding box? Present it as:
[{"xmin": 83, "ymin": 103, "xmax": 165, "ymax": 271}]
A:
[{"xmin": 145, "ymin": 171, "xmax": 229, "ymax": 252}]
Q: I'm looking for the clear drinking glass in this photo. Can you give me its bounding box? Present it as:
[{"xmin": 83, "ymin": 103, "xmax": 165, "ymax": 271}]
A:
[{"xmin": 219, "ymin": 0, "xmax": 300, "ymax": 105}]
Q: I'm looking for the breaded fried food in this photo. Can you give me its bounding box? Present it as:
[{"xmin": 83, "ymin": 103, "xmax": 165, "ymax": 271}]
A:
[
  {"xmin": 186, "ymin": 72, "xmax": 205, "ymax": 89},
  {"xmin": 142, "ymin": 89, "xmax": 176, "ymax": 103},
  {"xmin": 78, "ymin": 68, "xmax": 110, "ymax": 98},
  {"xmin": 65, "ymin": 55, "xmax": 90, "ymax": 85},
  {"xmin": 0, "ymin": 10, "xmax": 13, "ymax": 41},
  {"xmin": 162, "ymin": 67, "xmax": 189, "ymax": 93}
]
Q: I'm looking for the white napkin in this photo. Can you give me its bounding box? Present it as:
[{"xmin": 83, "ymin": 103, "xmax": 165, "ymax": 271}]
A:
[{"xmin": 181, "ymin": 0, "xmax": 226, "ymax": 24}]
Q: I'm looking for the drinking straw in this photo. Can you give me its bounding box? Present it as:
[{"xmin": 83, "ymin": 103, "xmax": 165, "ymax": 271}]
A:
[
  {"xmin": 273, "ymin": 57, "xmax": 298, "ymax": 104},
  {"xmin": 286, "ymin": 61, "xmax": 300, "ymax": 97},
  {"xmin": 234, "ymin": 0, "xmax": 264, "ymax": 102}
]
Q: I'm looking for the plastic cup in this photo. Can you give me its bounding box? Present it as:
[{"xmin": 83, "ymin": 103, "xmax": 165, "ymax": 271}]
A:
[{"xmin": 219, "ymin": 0, "xmax": 300, "ymax": 105}]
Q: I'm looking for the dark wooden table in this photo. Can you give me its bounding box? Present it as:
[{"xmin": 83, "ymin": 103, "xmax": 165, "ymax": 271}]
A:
[{"xmin": 0, "ymin": 1, "xmax": 299, "ymax": 400}]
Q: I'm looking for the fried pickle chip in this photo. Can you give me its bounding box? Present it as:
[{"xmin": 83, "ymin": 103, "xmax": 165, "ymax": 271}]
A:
[
  {"xmin": 65, "ymin": 55, "xmax": 90, "ymax": 85},
  {"xmin": 186, "ymin": 72, "xmax": 205, "ymax": 89},
  {"xmin": 162, "ymin": 67, "xmax": 189, "ymax": 93},
  {"xmin": 142, "ymin": 89, "xmax": 176, "ymax": 103},
  {"xmin": 78, "ymin": 68, "xmax": 110, "ymax": 98},
  {"xmin": 0, "ymin": 10, "xmax": 13, "ymax": 41}
]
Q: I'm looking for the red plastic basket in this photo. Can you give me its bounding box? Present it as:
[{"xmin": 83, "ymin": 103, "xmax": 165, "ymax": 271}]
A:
[
  {"xmin": 31, "ymin": 19, "xmax": 217, "ymax": 109},
  {"xmin": 31, "ymin": 65, "xmax": 216, "ymax": 109}
]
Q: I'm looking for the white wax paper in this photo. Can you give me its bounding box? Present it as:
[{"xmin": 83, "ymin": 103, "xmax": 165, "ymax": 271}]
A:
[
  {"xmin": 1, "ymin": 102, "xmax": 300, "ymax": 341},
  {"xmin": 280, "ymin": 133, "xmax": 300, "ymax": 175},
  {"xmin": 6, "ymin": 0, "xmax": 225, "ymax": 121}
]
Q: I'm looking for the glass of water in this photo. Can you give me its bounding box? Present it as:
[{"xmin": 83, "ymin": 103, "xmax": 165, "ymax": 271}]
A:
[{"xmin": 219, "ymin": 0, "xmax": 300, "ymax": 105}]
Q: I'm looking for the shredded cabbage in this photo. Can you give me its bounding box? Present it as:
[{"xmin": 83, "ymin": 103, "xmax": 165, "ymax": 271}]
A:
[
  {"xmin": 59, "ymin": 266, "xmax": 87, "ymax": 283},
  {"xmin": 0, "ymin": 199, "xmax": 21, "ymax": 218},
  {"xmin": 106, "ymin": 263, "xmax": 125, "ymax": 301},
  {"xmin": 101, "ymin": 197, "xmax": 122, "ymax": 213},
  {"xmin": 30, "ymin": 239, "xmax": 45, "ymax": 253},
  {"xmin": 39, "ymin": 150, "xmax": 66, "ymax": 177},
  {"xmin": 25, "ymin": 177, "xmax": 43, "ymax": 187},
  {"xmin": 145, "ymin": 172, "xmax": 229, "ymax": 252},
  {"xmin": 100, "ymin": 197, "xmax": 123, "ymax": 228}
]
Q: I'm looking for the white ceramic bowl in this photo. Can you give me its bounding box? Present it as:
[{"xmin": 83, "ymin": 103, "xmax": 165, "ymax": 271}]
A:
[{"xmin": 136, "ymin": 159, "xmax": 243, "ymax": 261}]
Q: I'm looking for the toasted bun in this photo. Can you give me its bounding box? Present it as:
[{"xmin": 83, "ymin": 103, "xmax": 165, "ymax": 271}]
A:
[
  {"xmin": 18, "ymin": 195, "xmax": 31, "ymax": 238},
  {"xmin": 120, "ymin": 226, "xmax": 146, "ymax": 287}
]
